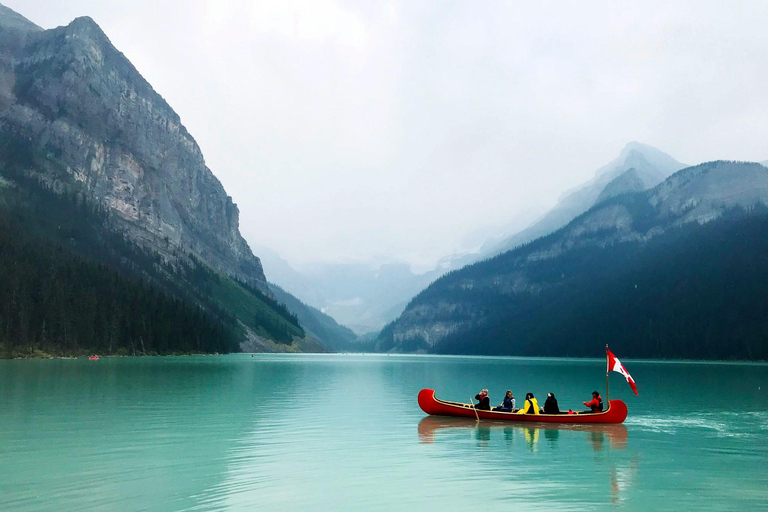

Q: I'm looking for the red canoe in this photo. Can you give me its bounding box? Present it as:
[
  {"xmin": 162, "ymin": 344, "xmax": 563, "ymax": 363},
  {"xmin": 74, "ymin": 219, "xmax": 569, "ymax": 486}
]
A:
[{"xmin": 418, "ymin": 389, "xmax": 627, "ymax": 424}]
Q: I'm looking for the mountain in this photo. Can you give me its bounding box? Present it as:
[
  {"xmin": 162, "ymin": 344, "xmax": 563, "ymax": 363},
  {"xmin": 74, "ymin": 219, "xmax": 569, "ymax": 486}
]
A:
[
  {"xmin": 256, "ymin": 244, "xmax": 439, "ymax": 334},
  {"xmin": 295, "ymin": 261, "xmax": 438, "ymax": 334},
  {"xmin": 258, "ymin": 144, "xmax": 683, "ymax": 335},
  {"xmin": 594, "ymin": 168, "xmax": 646, "ymax": 205},
  {"xmin": 0, "ymin": 10, "xmax": 266, "ymax": 291},
  {"xmin": 0, "ymin": 5, "xmax": 328, "ymax": 354},
  {"xmin": 0, "ymin": 180, "xmax": 242, "ymax": 357},
  {"xmin": 484, "ymin": 142, "xmax": 687, "ymax": 257},
  {"xmin": 252, "ymin": 244, "xmax": 325, "ymax": 307},
  {"xmin": 378, "ymin": 161, "xmax": 768, "ymax": 360},
  {"xmin": 0, "ymin": 4, "xmax": 41, "ymax": 32},
  {"xmin": 0, "ymin": 171, "xmax": 300, "ymax": 356},
  {"xmin": 268, "ymin": 283, "xmax": 360, "ymax": 351}
]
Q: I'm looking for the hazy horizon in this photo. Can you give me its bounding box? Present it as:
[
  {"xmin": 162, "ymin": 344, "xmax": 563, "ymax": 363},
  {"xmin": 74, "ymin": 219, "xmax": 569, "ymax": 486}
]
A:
[{"xmin": 6, "ymin": 0, "xmax": 768, "ymax": 270}]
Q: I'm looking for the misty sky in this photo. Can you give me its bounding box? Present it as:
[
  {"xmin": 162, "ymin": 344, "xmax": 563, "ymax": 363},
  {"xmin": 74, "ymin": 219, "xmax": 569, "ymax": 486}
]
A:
[{"xmin": 6, "ymin": 1, "xmax": 768, "ymax": 270}]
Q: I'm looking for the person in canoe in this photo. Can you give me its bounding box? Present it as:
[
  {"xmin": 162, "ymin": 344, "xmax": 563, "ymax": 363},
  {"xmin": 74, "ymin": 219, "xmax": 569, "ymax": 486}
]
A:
[
  {"xmin": 517, "ymin": 392, "xmax": 540, "ymax": 415},
  {"xmin": 543, "ymin": 392, "xmax": 560, "ymax": 414},
  {"xmin": 474, "ymin": 389, "xmax": 491, "ymax": 410},
  {"xmin": 582, "ymin": 391, "xmax": 604, "ymax": 413},
  {"xmin": 494, "ymin": 390, "xmax": 515, "ymax": 412}
]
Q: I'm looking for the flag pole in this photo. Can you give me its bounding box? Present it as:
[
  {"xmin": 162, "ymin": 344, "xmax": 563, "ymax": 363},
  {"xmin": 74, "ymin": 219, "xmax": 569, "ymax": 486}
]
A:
[{"xmin": 606, "ymin": 344, "xmax": 610, "ymax": 403}]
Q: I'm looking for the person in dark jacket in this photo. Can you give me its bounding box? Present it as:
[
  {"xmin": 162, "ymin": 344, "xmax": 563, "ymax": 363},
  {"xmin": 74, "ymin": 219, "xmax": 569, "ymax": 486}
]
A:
[
  {"xmin": 543, "ymin": 392, "xmax": 560, "ymax": 414},
  {"xmin": 582, "ymin": 391, "xmax": 604, "ymax": 412},
  {"xmin": 495, "ymin": 390, "xmax": 515, "ymax": 412},
  {"xmin": 474, "ymin": 389, "xmax": 491, "ymax": 410}
]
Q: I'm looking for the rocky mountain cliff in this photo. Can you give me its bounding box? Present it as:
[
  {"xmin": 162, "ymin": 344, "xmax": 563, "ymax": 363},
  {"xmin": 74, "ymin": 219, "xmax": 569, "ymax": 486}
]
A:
[
  {"xmin": 378, "ymin": 161, "xmax": 768, "ymax": 360},
  {"xmin": 0, "ymin": 7, "xmax": 267, "ymax": 291}
]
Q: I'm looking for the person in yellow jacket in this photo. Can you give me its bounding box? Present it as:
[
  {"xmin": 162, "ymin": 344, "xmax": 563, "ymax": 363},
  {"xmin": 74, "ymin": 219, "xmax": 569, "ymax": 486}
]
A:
[{"xmin": 517, "ymin": 392, "xmax": 540, "ymax": 414}]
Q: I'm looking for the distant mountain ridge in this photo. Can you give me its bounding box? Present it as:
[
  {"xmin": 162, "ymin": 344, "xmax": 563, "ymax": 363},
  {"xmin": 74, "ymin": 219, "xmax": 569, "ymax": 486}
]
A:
[
  {"xmin": 484, "ymin": 142, "xmax": 687, "ymax": 257},
  {"xmin": 595, "ymin": 168, "xmax": 646, "ymax": 205},
  {"xmin": 258, "ymin": 143, "xmax": 686, "ymax": 335},
  {"xmin": 268, "ymin": 283, "xmax": 360, "ymax": 351},
  {"xmin": 378, "ymin": 161, "xmax": 768, "ymax": 360}
]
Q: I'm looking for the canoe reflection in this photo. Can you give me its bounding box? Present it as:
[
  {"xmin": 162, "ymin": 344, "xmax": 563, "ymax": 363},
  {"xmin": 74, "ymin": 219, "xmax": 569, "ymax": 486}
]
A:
[{"xmin": 417, "ymin": 416, "xmax": 628, "ymax": 451}]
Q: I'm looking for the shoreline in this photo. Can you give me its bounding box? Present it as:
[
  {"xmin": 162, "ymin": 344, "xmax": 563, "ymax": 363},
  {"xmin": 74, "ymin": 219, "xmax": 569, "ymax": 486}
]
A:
[
  {"xmin": 0, "ymin": 350, "xmax": 222, "ymax": 360},
  {"xmin": 2, "ymin": 351, "xmax": 764, "ymax": 364}
]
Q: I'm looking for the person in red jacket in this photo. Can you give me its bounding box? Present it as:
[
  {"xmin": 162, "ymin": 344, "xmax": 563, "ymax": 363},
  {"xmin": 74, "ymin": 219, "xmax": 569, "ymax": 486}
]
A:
[{"xmin": 583, "ymin": 391, "xmax": 604, "ymax": 412}]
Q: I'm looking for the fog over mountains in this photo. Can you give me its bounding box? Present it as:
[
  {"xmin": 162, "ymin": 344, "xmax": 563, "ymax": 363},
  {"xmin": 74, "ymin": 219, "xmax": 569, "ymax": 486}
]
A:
[
  {"xmin": 2, "ymin": 3, "xmax": 768, "ymax": 359},
  {"xmin": 483, "ymin": 142, "xmax": 687, "ymax": 258},
  {"xmin": 378, "ymin": 160, "xmax": 768, "ymax": 360},
  {"xmin": 259, "ymin": 142, "xmax": 691, "ymax": 335}
]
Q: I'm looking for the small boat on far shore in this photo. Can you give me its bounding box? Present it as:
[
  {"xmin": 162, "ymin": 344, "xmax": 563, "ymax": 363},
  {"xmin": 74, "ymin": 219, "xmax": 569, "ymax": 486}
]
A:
[
  {"xmin": 88, "ymin": 355, "xmax": 99, "ymax": 360},
  {"xmin": 418, "ymin": 389, "xmax": 628, "ymax": 424}
]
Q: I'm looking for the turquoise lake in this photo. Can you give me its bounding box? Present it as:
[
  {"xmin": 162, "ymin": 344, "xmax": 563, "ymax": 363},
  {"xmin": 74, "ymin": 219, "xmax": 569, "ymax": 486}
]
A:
[{"xmin": 1, "ymin": 354, "xmax": 766, "ymax": 511}]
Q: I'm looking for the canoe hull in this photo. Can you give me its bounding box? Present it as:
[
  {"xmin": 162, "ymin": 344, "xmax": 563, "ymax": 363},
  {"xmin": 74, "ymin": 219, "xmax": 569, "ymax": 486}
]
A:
[{"xmin": 418, "ymin": 389, "xmax": 627, "ymax": 424}]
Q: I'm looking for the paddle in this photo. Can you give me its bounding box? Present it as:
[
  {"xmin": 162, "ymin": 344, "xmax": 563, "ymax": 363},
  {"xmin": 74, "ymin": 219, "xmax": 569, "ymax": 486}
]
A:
[{"xmin": 470, "ymin": 396, "xmax": 480, "ymax": 422}]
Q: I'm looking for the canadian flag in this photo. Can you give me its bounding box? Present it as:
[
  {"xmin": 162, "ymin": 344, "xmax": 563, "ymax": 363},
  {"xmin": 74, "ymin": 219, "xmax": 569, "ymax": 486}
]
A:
[{"xmin": 607, "ymin": 349, "xmax": 638, "ymax": 395}]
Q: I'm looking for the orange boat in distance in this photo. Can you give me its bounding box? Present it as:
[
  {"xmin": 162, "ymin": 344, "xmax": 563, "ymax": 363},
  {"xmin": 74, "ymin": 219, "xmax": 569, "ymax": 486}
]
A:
[{"xmin": 418, "ymin": 389, "xmax": 628, "ymax": 424}]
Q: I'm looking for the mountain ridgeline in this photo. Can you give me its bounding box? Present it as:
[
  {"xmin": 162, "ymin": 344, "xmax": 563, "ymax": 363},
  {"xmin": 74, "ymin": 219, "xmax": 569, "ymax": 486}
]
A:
[
  {"xmin": 482, "ymin": 142, "xmax": 687, "ymax": 258},
  {"xmin": 0, "ymin": 5, "xmax": 333, "ymax": 355},
  {"xmin": 256, "ymin": 143, "xmax": 689, "ymax": 336},
  {"xmin": 378, "ymin": 161, "xmax": 768, "ymax": 360}
]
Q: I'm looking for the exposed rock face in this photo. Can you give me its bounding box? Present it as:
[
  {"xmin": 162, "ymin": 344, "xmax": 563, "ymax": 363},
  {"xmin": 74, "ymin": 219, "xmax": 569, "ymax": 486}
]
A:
[
  {"xmin": 381, "ymin": 161, "xmax": 768, "ymax": 352},
  {"xmin": 0, "ymin": 11, "xmax": 267, "ymax": 290}
]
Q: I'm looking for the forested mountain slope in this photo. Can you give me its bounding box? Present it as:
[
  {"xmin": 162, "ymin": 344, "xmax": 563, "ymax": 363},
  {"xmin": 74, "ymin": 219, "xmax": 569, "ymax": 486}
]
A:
[
  {"xmin": 378, "ymin": 161, "xmax": 768, "ymax": 360},
  {"xmin": 0, "ymin": 173, "xmax": 320, "ymax": 356},
  {"xmin": 0, "ymin": 5, "xmax": 329, "ymax": 354}
]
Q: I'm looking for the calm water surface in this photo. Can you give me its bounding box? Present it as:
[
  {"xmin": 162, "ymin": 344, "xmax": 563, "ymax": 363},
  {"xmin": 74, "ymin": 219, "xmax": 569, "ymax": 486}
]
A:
[{"xmin": 1, "ymin": 354, "xmax": 766, "ymax": 511}]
